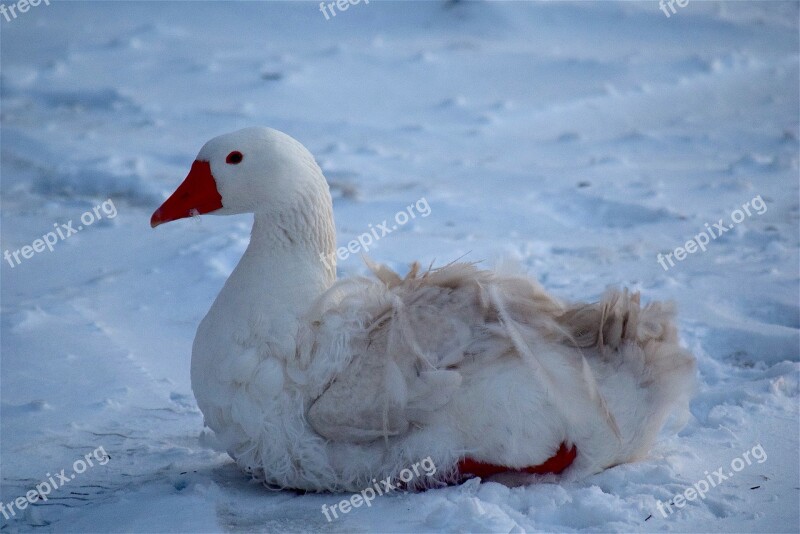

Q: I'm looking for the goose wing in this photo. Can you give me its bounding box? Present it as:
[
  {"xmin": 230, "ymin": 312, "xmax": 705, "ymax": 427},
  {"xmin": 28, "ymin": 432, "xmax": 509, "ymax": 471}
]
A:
[{"xmin": 300, "ymin": 261, "xmax": 620, "ymax": 445}]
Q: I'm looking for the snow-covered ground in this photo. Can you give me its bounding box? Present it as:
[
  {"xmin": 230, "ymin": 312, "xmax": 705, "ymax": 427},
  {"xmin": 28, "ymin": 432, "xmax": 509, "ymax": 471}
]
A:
[{"xmin": 1, "ymin": 1, "xmax": 798, "ymax": 532}]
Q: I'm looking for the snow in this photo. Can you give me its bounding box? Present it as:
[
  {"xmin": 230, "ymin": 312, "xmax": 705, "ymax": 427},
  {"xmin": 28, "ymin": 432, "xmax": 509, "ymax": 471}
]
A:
[{"xmin": 1, "ymin": 1, "xmax": 798, "ymax": 532}]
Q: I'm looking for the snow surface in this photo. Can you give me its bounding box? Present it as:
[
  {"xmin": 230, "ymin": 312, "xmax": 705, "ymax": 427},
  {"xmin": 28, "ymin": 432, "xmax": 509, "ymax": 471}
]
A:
[{"xmin": 1, "ymin": 1, "xmax": 798, "ymax": 532}]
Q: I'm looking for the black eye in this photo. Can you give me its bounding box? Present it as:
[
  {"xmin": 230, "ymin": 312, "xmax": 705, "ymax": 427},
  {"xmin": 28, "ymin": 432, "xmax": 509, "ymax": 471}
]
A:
[{"xmin": 226, "ymin": 151, "xmax": 243, "ymax": 164}]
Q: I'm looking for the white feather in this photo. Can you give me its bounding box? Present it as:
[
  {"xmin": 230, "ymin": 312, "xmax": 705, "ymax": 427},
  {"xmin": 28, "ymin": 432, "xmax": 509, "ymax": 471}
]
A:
[{"xmin": 182, "ymin": 127, "xmax": 696, "ymax": 491}]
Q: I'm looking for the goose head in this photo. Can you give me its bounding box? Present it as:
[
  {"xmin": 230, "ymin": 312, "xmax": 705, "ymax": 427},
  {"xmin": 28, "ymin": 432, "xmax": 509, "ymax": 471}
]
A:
[{"xmin": 150, "ymin": 127, "xmax": 332, "ymax": 228}]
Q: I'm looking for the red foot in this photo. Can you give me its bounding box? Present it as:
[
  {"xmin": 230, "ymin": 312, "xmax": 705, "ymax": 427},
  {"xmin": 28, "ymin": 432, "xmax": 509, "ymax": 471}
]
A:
[{"xmin": 457, "ymin": 442, "xmax": 577, "ymax": 479}]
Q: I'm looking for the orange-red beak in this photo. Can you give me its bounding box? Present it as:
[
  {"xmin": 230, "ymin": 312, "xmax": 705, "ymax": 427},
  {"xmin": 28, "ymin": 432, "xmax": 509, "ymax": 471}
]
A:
[{"xmin": 150, "ymin": 160, "xmax": 223, "ymax": 228}]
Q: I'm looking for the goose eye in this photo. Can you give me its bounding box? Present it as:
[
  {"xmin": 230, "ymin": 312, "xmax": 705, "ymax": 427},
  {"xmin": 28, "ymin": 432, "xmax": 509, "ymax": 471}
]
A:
[{"xmin": 226, "ymin": 151, "xmax": 243, "ymax": 164}]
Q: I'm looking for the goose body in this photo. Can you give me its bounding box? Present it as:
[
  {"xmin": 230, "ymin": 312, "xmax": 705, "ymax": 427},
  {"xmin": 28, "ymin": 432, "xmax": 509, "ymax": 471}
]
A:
[{"xmin": 151, "ymin": 127, "xmax": 696, "ymax": 491}]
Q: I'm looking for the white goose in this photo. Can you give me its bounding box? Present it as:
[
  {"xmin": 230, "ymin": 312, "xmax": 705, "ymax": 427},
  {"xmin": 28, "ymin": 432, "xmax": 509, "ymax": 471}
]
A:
[{"xmin": 151, "ymin": 127, "xmax": 696, "ymax": 492}]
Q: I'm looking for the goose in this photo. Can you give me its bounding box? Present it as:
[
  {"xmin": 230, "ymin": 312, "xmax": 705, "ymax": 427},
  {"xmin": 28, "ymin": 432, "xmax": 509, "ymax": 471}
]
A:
[{"xmin": 151, "ymin": 127, "xmax": 696, "ymax": 492}]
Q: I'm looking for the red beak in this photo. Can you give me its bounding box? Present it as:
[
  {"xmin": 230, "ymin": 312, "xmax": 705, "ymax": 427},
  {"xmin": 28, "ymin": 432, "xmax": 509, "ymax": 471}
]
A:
[{"xmin": 150, "ymin": 160, "xmax": 223, "ymax": 228}]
